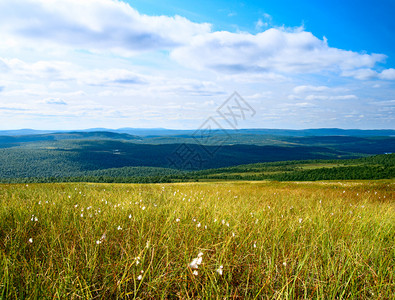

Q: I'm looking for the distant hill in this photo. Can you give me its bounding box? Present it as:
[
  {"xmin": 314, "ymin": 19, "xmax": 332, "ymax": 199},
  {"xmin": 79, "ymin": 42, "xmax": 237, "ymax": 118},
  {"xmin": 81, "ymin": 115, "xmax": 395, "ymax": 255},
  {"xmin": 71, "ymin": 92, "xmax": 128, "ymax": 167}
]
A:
[
  {"xmin": 1, "ymin": 128, "xmax": 394, "ymax": 137},
  {"xmin": 0, "ymin": 131, "xmax": 140, "ymax": 147},
  {"xmin": 0, "ymin": 128, "xmax": 393, "ymax": 181}
]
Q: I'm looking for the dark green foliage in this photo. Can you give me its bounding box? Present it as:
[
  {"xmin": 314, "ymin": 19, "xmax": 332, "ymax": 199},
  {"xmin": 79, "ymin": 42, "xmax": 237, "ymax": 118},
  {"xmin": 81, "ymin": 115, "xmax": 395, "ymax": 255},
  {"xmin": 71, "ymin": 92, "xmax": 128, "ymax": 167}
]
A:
[
  {"xmin": 1, "ymin": 154, "xmax": 394, "ymax": 183},
  {"xmin": 272, "ymin": 165, "xmax": 395, "ymax": 181},
  {"xmin": 0, "ymin": 139, "xmax": 364, "ymax": 178},
  {"xmin": 0, "ymin": 130, "xmax": 393, "ymax": 182}
]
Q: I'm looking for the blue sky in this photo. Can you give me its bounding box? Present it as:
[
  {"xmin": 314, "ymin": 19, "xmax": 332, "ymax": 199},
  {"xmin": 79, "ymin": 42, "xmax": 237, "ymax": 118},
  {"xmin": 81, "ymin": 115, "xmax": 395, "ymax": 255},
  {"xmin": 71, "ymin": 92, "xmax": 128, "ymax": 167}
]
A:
[{"xmin": 0, "ymin": 0, "xmax": 394, "ymax": 130}]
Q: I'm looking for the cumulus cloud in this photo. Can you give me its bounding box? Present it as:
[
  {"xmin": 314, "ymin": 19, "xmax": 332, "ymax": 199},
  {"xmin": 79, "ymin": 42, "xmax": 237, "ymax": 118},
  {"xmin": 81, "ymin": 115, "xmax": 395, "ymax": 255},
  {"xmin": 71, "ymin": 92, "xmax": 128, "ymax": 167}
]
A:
[
  {"xmin": 341, "ymin": 68, "xmax": 378, "ymax": 80},
  {"xmin": 171, "ymin": 28, "xmax": 387, "ymax": 78},
  {"xmin": 0, "ymin": 0, "xmax": 392, "ymax": 81},
  {"xmin": 379, "ymin": 68, "xmax": 395, "ymax": 80},
  {"xmin": 0, "ymin": 0, "xmax": 211, "ymax": 54}
]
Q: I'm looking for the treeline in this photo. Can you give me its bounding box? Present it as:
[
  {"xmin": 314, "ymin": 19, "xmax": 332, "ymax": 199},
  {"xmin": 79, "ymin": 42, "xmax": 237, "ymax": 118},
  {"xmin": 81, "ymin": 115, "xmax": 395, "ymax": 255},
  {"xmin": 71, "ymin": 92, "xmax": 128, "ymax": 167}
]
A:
[
  {"xmin": 271, "ymin": 165, "xmax": 395, "ymax": 181},
  {"xmin": 0, "ymin": 175, "xmax": 175, "ymax": 184},
  {"xmin": 1, "ymin": 154, "xmax": 394, "ymax": 183}
]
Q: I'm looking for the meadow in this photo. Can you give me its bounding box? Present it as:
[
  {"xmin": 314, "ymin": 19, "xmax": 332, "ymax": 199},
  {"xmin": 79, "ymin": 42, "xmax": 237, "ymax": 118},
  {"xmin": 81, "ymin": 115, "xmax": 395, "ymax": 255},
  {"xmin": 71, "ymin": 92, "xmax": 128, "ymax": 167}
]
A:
[{"xmin": 0, "ymin": 180, "xmax": 393, "ymax": 299}]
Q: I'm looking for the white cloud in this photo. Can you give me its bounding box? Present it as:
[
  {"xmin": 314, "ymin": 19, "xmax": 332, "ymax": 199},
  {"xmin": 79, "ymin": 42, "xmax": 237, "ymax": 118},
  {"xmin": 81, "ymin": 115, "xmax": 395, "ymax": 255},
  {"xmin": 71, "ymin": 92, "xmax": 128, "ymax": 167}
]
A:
[
  {"xmin": 78, "ymin": 69, "xmax": 147, "ymax": 87},
  {"xmin": 0, "ymin": 0, "xmax": 394, "ymax": 130},
  {"xmin": 255, "ymin": 19, "xmax": 267, "ymax": 31},
  {"xmin": 305, "ymin": 94, "xmax": 357, "ymax": 101},
  {"xmin": 341, "ymin": 68, "xmax": 378, "ymax": 80},
  {"xmin": 0, "ymin": 58, "xmax": 9, "ymax": 72},
  {"xmin": 171, "ymin": 28, "xmax": 386, "ymax": 78},
  {"xmin": 369, "ymin": 100, "xmax": 395, "ymax": 106},
  {"xmin": 293, "ymin": 85, "xmax": 329, "ymax": 94},
  {"xmin": 40, "ymin": 98, "xmax": 67, "ymax": 105},
  {"xmin": 0, "ymin": 58, "xmax": 75, "ymax": 81},
  {"xmin": 379, "ymin": 68, "xmax": 395, "ymax": 80},
  {"xmin": 0, "ymin": 1, "xmax": 392, "ymax": 82},
  {"xmin": 0, "ymin": 0, "xmax": 211, "ymax": 55}
]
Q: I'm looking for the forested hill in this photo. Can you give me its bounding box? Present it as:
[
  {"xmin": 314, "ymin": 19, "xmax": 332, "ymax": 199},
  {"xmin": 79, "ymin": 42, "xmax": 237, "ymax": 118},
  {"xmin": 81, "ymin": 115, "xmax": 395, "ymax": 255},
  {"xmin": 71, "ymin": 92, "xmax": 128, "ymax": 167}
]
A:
[
  {"xmin": 1, "ymin": 128, "xmax": 394, "ymax": 137},
  {"xmin": 0, "ymin": 154, "xmax": 393, "ymax": 183},
  {"xmin": 0, "ymin": 129, "xmax": 393, "ymax": 181},
  {"xmin": 0, "ymin": 131, "xmax": 140, "ymax": 147}
]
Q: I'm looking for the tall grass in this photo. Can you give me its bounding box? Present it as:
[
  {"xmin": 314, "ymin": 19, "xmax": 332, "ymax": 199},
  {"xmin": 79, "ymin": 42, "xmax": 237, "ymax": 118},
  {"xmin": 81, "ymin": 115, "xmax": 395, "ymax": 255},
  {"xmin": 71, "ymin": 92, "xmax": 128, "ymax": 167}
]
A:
[{"xmin": 0, "ymin": 180, "xmax": 394, "ymax": 299}]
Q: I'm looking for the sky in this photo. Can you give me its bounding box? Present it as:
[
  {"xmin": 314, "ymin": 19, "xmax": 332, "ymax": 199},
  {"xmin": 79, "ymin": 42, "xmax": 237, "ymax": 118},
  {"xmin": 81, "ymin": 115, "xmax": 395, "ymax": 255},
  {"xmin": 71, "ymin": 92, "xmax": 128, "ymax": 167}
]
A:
[{"xmin": 0, "ymin": 0, "xmax": 394, "ymax": 130}]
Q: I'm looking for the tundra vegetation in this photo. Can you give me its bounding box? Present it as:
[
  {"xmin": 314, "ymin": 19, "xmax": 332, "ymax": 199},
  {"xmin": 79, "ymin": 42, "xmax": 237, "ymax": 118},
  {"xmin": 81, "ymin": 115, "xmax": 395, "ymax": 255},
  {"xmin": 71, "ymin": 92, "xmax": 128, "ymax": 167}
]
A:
[{"xmin": 0, "ymin": 180, "xmax": 393, "ymax": 298}]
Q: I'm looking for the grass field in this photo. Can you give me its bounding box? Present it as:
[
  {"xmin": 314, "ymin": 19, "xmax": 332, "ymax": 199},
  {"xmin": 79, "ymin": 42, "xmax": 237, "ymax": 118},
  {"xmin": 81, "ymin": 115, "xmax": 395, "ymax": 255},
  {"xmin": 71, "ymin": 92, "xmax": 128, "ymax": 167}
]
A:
[{"xmin": 0, "ymin": 180, "xmax": 394, "ymax": 299}]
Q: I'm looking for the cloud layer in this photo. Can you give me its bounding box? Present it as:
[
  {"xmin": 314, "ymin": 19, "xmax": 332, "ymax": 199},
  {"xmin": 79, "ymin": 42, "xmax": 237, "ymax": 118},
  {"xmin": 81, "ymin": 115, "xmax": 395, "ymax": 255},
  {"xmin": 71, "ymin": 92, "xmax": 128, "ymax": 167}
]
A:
[
  {"xmin": 171, "ymin": 29, "xmax": 388, "ymax": 78},
  {"xmin": 0, "ymin": 0, "xmax": 211, "ymax": 54},
  {"xmin": 0, "ymin": 0, "xmax": 391, "ymax": 79}
]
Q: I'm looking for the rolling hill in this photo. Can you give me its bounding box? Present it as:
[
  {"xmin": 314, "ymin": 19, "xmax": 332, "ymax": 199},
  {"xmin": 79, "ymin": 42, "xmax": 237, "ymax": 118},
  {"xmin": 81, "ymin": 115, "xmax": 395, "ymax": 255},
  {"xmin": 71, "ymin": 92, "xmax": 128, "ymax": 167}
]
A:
[{"xmin": 0, "ymin": 129, "xmax": 393, "ymax": 181}]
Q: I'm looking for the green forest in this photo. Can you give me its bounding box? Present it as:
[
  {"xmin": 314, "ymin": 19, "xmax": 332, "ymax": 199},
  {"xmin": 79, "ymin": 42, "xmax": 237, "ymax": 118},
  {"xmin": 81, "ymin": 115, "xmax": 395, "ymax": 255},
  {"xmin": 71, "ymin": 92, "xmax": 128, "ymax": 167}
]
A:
[
  {"xmin": 0, "ymin": 131, "xmax": 393, "ymax": 183},
  {"xmin": 1, "ymin": 154, "xmax": 393, "ymax": 183}
]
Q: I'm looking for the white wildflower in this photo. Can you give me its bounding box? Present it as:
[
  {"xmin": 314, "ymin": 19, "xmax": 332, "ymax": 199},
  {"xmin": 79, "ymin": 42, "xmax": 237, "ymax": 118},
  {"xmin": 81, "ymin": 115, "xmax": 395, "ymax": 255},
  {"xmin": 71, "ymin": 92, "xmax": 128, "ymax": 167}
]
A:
[
  {"xmin": 192, "ymin": 270, "xmax": 198, "ymax": 276},
  {"xmin": 189, "ymin": 258, "xmax": 199, "ymax": 269},
  {"xmin": 216, "ymin": 265, "xmax": 223, "ymax": 275},
  {"xmin": 176, "ymin": 218, "xmax": 180, "ymax": 222},
  {"xmin": 117, "ymin": 226, "xmax": 122, "ymax": 230},
  {"xmin": 135, "ymin": 257, "xmax": 140, "ymax": 265},
  {"xmin": 189, "ymin": 252, "xmax": 203, "ymax": 269},
  {"xmin": 28, "ymin": 238, "xmax": 33, "ymax": 243}
]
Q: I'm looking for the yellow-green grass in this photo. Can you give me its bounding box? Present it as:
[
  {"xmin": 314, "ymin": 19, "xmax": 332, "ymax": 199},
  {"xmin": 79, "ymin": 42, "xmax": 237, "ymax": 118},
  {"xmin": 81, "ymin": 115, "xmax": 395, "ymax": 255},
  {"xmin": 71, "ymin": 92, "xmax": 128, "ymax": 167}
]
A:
[{"xmin": 0, "ymin": 180, "xmax": 393, "ymax": 299}]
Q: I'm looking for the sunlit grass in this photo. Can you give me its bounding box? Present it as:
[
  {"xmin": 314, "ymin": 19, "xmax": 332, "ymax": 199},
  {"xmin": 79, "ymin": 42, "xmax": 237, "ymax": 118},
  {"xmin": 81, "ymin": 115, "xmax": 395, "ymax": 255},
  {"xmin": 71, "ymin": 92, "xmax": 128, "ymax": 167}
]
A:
[{"xmin": 0, "ymin": 180, "xmax": 394, "ymax": 299}]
